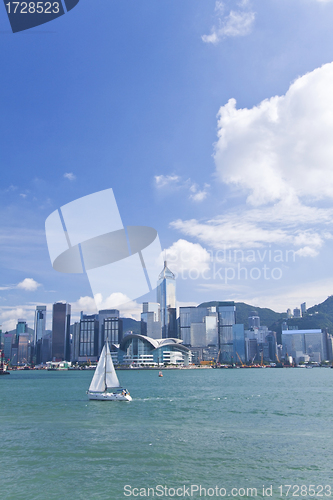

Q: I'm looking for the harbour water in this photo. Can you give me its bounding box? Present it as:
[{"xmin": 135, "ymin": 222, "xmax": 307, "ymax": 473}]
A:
[{"xmin": 0, "ymin": 368, "xmax": 332, "ymax": 499}]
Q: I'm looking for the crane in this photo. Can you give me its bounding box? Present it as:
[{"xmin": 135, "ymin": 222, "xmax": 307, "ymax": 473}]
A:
[{"xmin": 236, "ymin": 351, "xmax": 244, "ymax": 367}]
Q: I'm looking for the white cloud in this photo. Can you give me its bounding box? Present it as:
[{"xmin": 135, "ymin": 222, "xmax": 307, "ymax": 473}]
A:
[
  {"xmin": 165, "ymin": 239, "xmax": 211, "ymax": 273},
  {"xmin": 170, "ymin": 195, "xmax": 333, "ymax": 255},
  {"xmin": 0, "ymin": 303, "xmax": 47, "ymax": 331},
  {"xmin": 72, "ymin": 293, "xmax": 141, "ymax": 320},
  {"xmin": 214, "ymin": 62, "xmax": 333, "ymax": 206},
  {"xmin": 16, "ymin": 278, "xmax": 41, "ymax": 291},
  {"xmin": 155, "ymin": 174, "xmax": 209, "ymax": 202},
  {"xmin": 0, "ymin": 307, "xmax": 30, "ymax": 331},
  {"xmin": 154, "ymin": 174, "xmax": 180, "ymax": 188},
  {"xmin": 64, "ymin": 172, "xmax": 76, "ymax": 181},
  {"xmin": 202, "ymin": 2, "xmax": 255, "ymax": 44},
  {"xmin": 0, "ymin": 278, "xmax": 42, "ymax": 292},
  {"xmin": 189, "ymin": 183, "xmax": 210, "ymax": 202}
]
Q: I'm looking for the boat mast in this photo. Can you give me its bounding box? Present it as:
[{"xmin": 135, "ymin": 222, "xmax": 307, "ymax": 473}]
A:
[{"xmin": 104, "ymin": 336, "xmax": 107, "ymax": 392}]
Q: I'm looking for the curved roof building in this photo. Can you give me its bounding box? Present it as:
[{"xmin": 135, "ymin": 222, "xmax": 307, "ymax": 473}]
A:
[{"xmin": 118, "ymin": 334, "xmax": 191, "ymax": 366}]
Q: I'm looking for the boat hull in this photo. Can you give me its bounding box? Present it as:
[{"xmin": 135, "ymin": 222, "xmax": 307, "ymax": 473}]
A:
[{"xmin": 87, "ymin": 391, "xmax": 132, "ymax": 401}]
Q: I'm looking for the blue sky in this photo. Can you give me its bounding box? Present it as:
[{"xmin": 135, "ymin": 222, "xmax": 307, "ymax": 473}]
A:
[{"xmin": 2, "ymin": 0, "xmax": 333, "ymax": 330}]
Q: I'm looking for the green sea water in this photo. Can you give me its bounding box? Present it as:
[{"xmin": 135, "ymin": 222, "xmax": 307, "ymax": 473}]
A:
[{"xmin": 0, "ymin": 368, "xmax": 333, "ymax": 500}]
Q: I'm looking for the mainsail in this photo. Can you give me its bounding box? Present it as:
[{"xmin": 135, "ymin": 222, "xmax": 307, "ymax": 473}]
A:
[{"xmin": 88, "ymin": 342, "xmax": 120, "ymax": 392}]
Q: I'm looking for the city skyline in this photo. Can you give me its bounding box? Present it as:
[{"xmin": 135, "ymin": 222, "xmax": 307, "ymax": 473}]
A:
[
  {"xmin": 2, "ymin": 1, "xmax": 333, "ymax": 331},
  {"xmin": 1, "ymin": 256, "xmax": 330, "ymax": 366}
]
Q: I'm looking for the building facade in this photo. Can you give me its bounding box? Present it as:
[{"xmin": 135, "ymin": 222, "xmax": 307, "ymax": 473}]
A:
[
  {"xmin": 79, "ymin": 313, "xmax": 99, "ymax": 362},
  {"xmin": 156, "ymin": 261, "xmax": 176, "ymax": 338},
  {"xmin": 218, "ymin": 303, "xmax": 236, "ymax": 363},
  {"xmin": 282, "ymin": 328, "xmax": 328, "ymax": 363},
  {"xmin": 51, "ymin": 302, "xmax": 71, "ymax": 361},
  {"xmin": 141, "ymin": 302, "xmax": 161, "ymax": 339}
]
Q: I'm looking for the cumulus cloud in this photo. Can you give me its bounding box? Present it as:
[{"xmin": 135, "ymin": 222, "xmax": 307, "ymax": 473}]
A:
[
  {"xmin": 155, "ymin": 174, "xmax": 209, "ymax": 202},
  {"xmin": 72, "ymin": 294, "xmax": 141, "ymax": 320},
  {"xmin": 17, "ymin": 278, "xmax": 41, "ymax": 291},
  {"xmin": 0, "ymin": 278, "xmax": 42, "ymax": 292},
  {"xmin": 170, "ymin": 195, "xmax": 333, "ymax": 256},
  {"xmin": 154, "ymin": 174, "xmax": 180, "ymax": 188},
  {"xmin": 0, "ymin": 303, "xmax": 47, "ymax": 331},
  {"xmin": 64, "ymin": 172, "xmax": 76, "ymax": 181},
  {"xmin": 214, "ymin": 62, "xmax": 333, "ymax": 206},
  {"xmin": 165, "ymin": 239, "xmax": 211, "ymax": 273},
  {"xmin": 189, "ymin": 183, "xmax": 210, "ymax": 202},
  {"xmin": 202, "ymin": 2, "xmax": 255, "ymax": 44}
]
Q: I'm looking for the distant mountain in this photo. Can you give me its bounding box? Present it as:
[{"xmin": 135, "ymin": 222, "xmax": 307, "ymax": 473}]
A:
[
  {"xmin": 198, "ymin": 301, "xmax": 285, "ymax": 329},
  {"xmin": 198, "ymin": 297, "xmax": 333, "ymax": 343},
  {"xmin": 121, "ymin": 317, "xmax": 141, "ymax": 335}
]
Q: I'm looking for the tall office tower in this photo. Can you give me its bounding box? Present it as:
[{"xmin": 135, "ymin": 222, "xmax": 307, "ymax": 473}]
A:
[
  {"xmin": 51, "ymin": 302, "xmax": 71, "ymax": 361},
  {"xmin": 41, "ymin": 333, "xmax": 52, "ymax": 364},
  {"xmin": 141, "ymin": 302, "xmax": 161, "ymax": 339},
  {"xmin": 157, "ymin": 261, "xmax": 176, "ymax": 338},
  {"xmin": 232, "ymin": 324, "xmax": 246, "ymax": 362},
  {"xmin": 98, "ymin": 310, "xmax": 120, "ymax": 354},
  {"xmin": 179, "ymin": 306, "xmax": 218, "ymax": 347},
  {"xmin": 18, "ymin": 334, "xmax": 30, "ymax": 364},
  {"xmin": 293, "ymin": 307, "xmax": 301, "ymax": 318},
  {"xmin": 301, "ymin": 302, "xmax": 307, "ymax": 315},
  {"xmin": 103, "ymin": 316, "xmax": 122, "ymax": 344},
  {"xmin": 4, "ymin": 333, "xmax": 13, "ymax": 362},
  {"xmin": 34, "ymin": 306, "xmax": 46, "ymax": 346},
  {"xmin": 16, "ymin": 319, "xmax": 27, "ymax": 337},
  {"xmin": 286, "ymin": 308, "xmax": 292, "ymax": 318},
  {"xmin": 218, "ymin": 302, "xmax": 236, "ymax": 363},
  {"xmin": 70, "ymin": 322, "xmax": 80, "ymax": 363},
  {"xmin": 282, "ymin": 329, "xmax": 327, "ymax": 363},
  {"xmin": 79, "ymin": 314, "xmax": 99, "ymax": 362},
  {"xmin": 248, "ymin": 311, "xmax": 260, "ymax": 329}
]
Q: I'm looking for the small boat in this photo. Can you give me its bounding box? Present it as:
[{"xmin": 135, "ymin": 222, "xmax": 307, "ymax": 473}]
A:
[
  {"xmin": 0, "ymin": 351, "xmax": 10, "ymax": 375},
  {"xmin": 87, "ymin": 341, "xmax": 132, "ymax": 401},
  {"xmin": 158, "ymin": 371, "xmax": 163, "ymax": 377}
]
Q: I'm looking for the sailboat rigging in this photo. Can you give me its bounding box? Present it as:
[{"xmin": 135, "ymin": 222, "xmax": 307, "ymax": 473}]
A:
[{"xmin": 87, "ymin": 341, "xmax": 132, "ymax": 401}]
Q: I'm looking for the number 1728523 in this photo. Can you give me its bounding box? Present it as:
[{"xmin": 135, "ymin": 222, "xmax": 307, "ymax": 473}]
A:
[{"xmin": 5, "ymin": 2, "xmax": 60, "ymax": 14}]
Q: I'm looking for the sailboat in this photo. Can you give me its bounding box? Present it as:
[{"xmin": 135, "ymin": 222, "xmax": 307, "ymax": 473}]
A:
[{"xmin": 87, "ymin": 341, "xmax": 132, "ymax": 401}]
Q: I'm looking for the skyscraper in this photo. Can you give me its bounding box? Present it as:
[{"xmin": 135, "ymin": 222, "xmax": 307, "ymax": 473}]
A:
[
  {"xmin": 141, "ymin": 302, "xmax": 161, "ymax": 339},
  {"xmin": 51, "ymin": 302, "xmax": 71, "ymax": 361},
  {"xmin": 218, "ymin": 302, "xmax": 236, "ymax": 363},
  {"xmin": 248, "ymin": 311, "xmax": 260, "ymax": 329},
  {"xmin": 79, "ymin": 313, "xmax": 99, "ymax": 362},
  {"xmin": 34, "ymin": 306, "xmax": 46, "ymax": 346},
  {"xmin": 98, "ymin": 310, "xmax": 120, "ymax": 354},
  {"xmin": 156, "ymin": 261, "xmax": 176, "ymax": 338}
]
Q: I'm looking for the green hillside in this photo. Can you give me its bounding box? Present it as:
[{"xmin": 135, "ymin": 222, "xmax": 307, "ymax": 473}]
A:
[
  {"xmin": 199, "ymin": 297, "xmax": 333, "ymax": 343},
  {"xmin": 198, "ymin": 301, "xmax": 284, "ymax": 329},
  {"xmin": 121, "ymin": 317, "xmax": 141, "ymax": 335}
]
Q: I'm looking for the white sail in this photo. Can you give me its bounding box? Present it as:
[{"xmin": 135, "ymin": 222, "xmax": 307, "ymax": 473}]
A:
[
  {"xmin": 105, "ymin": 342, "xmax": 120, "ymax": 389},
  {"xmin": 88, "ymin": 345, "xmax": 107, "ymax": 392},
  {"xmin": 88, "ymin": 342, "xmax": 120, "ymax": 393}
]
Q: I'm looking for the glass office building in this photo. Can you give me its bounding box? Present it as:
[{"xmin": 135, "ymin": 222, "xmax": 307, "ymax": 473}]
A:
[
  {"xmin": 218, "ymin": 303, "xmax": 236, "ymax": 362},
  {"xmin": 157, "ymin": 261, "xmax": 176, "ymax": 338},
  {"xmin": 51, "ymin": 302, "xmax": 71, "ymax": 361},
  {"xmin": 79, "ymin": 314, "xmax": 99, "ymax": 360}
]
